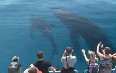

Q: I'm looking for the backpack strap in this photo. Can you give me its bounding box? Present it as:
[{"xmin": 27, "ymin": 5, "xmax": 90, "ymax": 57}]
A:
[{"xmin": 66, "ymin": 56, "xmax": 69, "ymax": 68}]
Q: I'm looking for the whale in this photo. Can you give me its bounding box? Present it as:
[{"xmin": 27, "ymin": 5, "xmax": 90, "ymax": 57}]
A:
[
  {"xmin": 51, "ymin": 8, "xmax": 115, "ymax": 57},
  {"xmin": 30, "ymin": 15, "xmax": 58, "ymax": 62}
]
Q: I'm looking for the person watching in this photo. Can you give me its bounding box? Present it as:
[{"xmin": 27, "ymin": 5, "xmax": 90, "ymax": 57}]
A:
[
  {"xmin": 97, "ymin": 42, "xmax": 112, "ymax": 73},
  {"xmin": 8, "ymin": 56, "xmax": 21, "ymax": 73},
  {"xmin": 61, "ymin": 47, "xmax": 77, "ymax": 73},
  {"xmin": 82, "ymin": 49, "xmax": 98, "ymax": 73},
  {"xmin": 33, "ymin": 51, "xmax": 56, "ymax": 73}
]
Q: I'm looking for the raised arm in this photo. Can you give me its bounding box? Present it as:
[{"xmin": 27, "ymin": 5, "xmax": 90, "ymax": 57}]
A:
[
  {"xmin": 112, "ymin": 53, "xmax": 116, "ymax": 59},
  {"xmin": 82, "ymin": 49, "xmax": 89, "ymax": 64},
  {"xmin": 97, "ymin": 42, "xmax": 104, "ymax": 59}
]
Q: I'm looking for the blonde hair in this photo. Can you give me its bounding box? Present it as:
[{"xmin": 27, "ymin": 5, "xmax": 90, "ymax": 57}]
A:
[
  {"xmin": 90, "ymin": 51, "xmax": 96, "ymax": 60},
  {"xmin": 12, "ymin": 56, "xmax": 19, "ymax": 62},
  {"xmin": 90, "ymin": 51, "xmax": 97, "ymax": 63}
]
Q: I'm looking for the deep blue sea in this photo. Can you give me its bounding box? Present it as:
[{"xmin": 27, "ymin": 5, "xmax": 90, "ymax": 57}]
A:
[{"xmin": 0, "ymin": 0, "xmax": 116, "ymax": 73}]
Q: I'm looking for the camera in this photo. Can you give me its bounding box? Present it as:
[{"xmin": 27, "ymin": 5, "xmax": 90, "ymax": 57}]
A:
[
  {"xmin": 65, "ymin": 49, "xmax": 73, "ymax": 54},
  {"xmin": 64, "ymin": 47, "xmax": 73, "ymax": 56}
]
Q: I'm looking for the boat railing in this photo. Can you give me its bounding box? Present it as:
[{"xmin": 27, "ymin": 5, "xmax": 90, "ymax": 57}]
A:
[{"xmin": 49, "ymin": 70, "xmax": 78, "ymax": 73}]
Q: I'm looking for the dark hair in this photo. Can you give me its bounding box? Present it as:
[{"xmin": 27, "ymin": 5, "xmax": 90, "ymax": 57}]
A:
[
  {"xmin": 66, "ymin": 49, "xmax": 73, "ymax": 54},
  {"xmin": 28, "ymin": 67, "xmax": 37, "ymax": 73},
  {"xmin": 105, "ymin": 47, "xmax": 111, "ymax": 55},
  {"xmin": 37, "ymin": 51, "xmax": 43, "ymax": 59},
  {"xmin": 65, "ymin": 47, "xmax": 73, "ymax": 56}
]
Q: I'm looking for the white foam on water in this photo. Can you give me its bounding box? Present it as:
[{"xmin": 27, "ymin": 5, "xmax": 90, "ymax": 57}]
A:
[{"xmin": 0, "ymin": 0, "xmax": 21, "ymax": 5}]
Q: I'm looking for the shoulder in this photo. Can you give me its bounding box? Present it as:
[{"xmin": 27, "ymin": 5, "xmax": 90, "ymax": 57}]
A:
[
  {"xmin": 61, "ymin": 56, "xmax": 66, "ymax": 59},
  {"xmin": 17, "ymin": 62, "xmax": 21, "ymax": 64},
  {"xmin": 17, "ymin": 62, "xmax": 21, "ymax": 67},
  {"xmin": 71, "ymin": 56, "xmax": 76, "ymax": 59}
]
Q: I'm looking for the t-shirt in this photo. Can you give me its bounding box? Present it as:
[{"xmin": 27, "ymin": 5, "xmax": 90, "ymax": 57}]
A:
[
  {"xmin": 61, "ymin": 56, "xmax": 77, "ymax": 69},
  {"xmin": 34, "ymin": 60, "xmax": 52, "ymax": 73},
  {"xmin": 8, "ymin": 62, "xmax": 21, "ymax": 73}
]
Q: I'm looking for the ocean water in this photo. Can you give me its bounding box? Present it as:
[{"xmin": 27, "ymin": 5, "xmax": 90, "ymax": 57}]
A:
[{"xmin": 0, "ymin": 0, "xmax": 116, "ymax": 73}]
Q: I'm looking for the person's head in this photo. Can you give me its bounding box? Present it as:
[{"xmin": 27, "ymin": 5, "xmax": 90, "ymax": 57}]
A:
[
  {"xmin": 90, "ymin": 51, "xmax": 96, "ymax": 60},
  {"xmin": 28, "ymin": 67, "xmax": 37, "ymax": 73},
  {"xmin": 30, "ymin": 64, "xmax": 35, "ymax": 68},
  {"xmin": 104, "ymin": 47, "xmax": 111, "ymax": 55},
  {"xmin": 12, "ymin": 56, "xmax": 19, "ymax": 62},
  {"xmin": 37, "ymin": 51, "xmax": 43, "ymax": 59},
  {"xmin": 65, "ymin": 47, "xmax": 73, "ymax": 56}
]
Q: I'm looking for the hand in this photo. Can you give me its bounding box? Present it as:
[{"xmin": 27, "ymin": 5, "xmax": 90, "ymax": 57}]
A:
[
  {"xmin": 88, "ymin": 50, "xmax": 91, "ymax": 54},
  {"xmin": 63, "ymin": 50, "xmax": 67, "ymax": 56},
  {"xmin": 100, "ymin": 43, "xmax": 103, "ymax": 48},
  {"xmin": 82, "ymin": 49, "xmax": 85, "ymax": 54},
  {"xmin": 113, "ymin": 53, "xmax": 116, "ymax": 56},
  {"xmin": 54, "ymin": 67, "xmax": 60, "ymax": 71},
  {"xmin": 98, "ymin": 42, "xmax": 103, "ymax": 48},
  {"xmin": 98, "ymin": 42, "xmax": 101, "ymax": 46}
]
